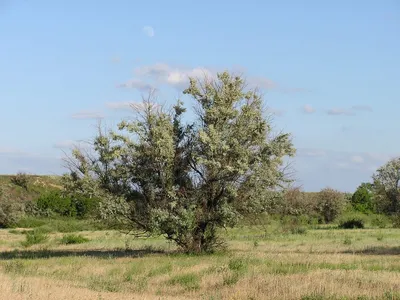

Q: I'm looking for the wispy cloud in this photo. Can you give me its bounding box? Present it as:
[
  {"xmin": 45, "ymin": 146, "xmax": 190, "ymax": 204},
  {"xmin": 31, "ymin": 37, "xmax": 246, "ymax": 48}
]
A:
[
  {"xmin": 106, "ymin": 101, "xmax": 160, "ymax": 112},
  {"xmin": 326, "ymin": 105, "xmax": 372, "ymax": 116},
  {"xmin": 70, "ymin": 111, "xmax": 104, "ymax": 120},
  {"xmin": 142, "ymin": 26, "xmax": 155, "ymax": 37},
  {"xmin": 326, "ymin": 108, "xmax": 355, "ymax": 116},
  {"xmin": 302, "ymin": 104, "xmax": 315, "ymax": 114},
  {"xmin": 53, "ymin": 140, "xmax": 91, "ymax": 150},
  {"xmin": 116, "ymin": 79, "xmax": 155, "ymax": 91},
  {"xmin": 267, "ymin": 107, "xmax": 285, "ymax": 117},
  {"xmin": 351, "ymin": 105, "xmax": 373, "ymax": 112}
]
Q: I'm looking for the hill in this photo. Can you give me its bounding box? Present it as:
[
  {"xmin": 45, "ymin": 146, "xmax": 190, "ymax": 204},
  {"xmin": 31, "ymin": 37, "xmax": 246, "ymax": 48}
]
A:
[{"xmin": 0, "ymin": 175, "xmax": 62, "ymax": 202}]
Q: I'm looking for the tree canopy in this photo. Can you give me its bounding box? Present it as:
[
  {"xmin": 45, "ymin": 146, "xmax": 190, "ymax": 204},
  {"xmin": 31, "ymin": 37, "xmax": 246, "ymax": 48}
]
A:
[
  {"xmin": 373, "ymin": 157, "xmax": 400, "ymax": 215},
  {"xmin": 64, "ymin": 71, "xmax": 295, "ymax": 252}
]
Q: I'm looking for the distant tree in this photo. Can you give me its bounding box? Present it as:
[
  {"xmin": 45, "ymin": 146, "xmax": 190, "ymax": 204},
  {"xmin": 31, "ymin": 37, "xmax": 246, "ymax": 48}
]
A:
[
  {"xmin": 372, "ymin": 157, "xmax": 400, "ymax": 215},
  {"xmin": 351, "ymin": 182, "xmax": 375, "ymax": 214},
  {"xmin": 315, "ymin": 187, "xmax": 346, "ymax": 223},
  {"xmin": 64, "ymin": 71, "xmax": 295, "ymax": 253}
]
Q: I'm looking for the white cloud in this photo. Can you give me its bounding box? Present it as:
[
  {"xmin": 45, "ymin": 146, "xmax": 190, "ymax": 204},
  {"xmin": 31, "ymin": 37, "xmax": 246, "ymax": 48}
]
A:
[
  {"xmin": 117, "ymin": 63, "xmax": 306, "ymax": 95},
  {"xmin": 142, "ymin": 26, "xmax": 155, "ymax": 37},
  {"xmin": 71, "ymin": 111, "xmax": 104, "ymax": 120},
  {"xmin": 133, "ymin": 63, "xmax": 215, "ymax": 89},
  {"xmin": 302, "ymin": 104, "xmax": 315, "ymax": 114}
]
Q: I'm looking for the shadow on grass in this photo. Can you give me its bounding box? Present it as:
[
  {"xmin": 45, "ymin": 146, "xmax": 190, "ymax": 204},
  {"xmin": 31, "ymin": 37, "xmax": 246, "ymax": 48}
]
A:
[
  {"xmin": 0, "ymin": 248, "xmax": 166, "ymax": 260},
  {"xmin": 342, "ymin": 246, "xmax": 400, "ymax": 255}
]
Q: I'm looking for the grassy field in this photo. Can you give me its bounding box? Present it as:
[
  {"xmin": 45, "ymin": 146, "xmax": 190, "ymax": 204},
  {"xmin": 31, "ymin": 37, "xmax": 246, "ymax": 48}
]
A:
[{"xmin": 0, "ymin": 224, "xmax": 399, "ymax": 300}]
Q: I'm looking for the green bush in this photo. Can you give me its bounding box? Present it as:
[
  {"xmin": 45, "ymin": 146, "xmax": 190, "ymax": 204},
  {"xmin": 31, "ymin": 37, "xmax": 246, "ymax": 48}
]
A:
[
  {"xmin": 36, "ymin": 191, "xmax": 99, "ymax": 218},
  {"xmin": 21, "ymin": 229, "xmax": 48, "ymax": 247},
  {"xmin": 60, "ymin": 234, "xmax": 89, "ymax": 244},
  {"xmin": 338, "ymin": 218, "xmax": 364, "ymax": 229},
  {"xmin": 36, "ymin": 191, "xmax": 76, "ymax": 217}
]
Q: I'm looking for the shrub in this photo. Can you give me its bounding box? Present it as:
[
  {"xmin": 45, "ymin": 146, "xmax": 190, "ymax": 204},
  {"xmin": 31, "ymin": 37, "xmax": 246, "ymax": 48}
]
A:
[
  {"xmin": 36, "ymin": 191, "xmax": 99, "ymax": 218},
  {"xmin": 315, "ymin": 188, "xmax": 346, "ymax": 223},
  {"xmin": 10, "ymin": 172, "xmax": 30, "ymax": 190},
  {"xmin": 60, "ymin": 234, "xmax": 89, "ymax": 244},
  {"xmin": 36, "ymin": 191, "xmax": 76, "ymax": 217},
  {"xmin": 338, "ymin": 218, "xmax": 364, "ymax": 229},
  {"xmin": 21, "ymin": 229, "xmax": 48, "ymax": 247}
]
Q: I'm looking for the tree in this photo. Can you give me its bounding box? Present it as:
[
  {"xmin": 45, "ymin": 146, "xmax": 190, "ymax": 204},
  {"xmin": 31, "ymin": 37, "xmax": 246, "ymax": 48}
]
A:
[
  {"xmin": 372, "ymin": 157, "xmax": 400, "ymax": 214},
  {"xmin": 315, "ymin": 187, "xmax": 346, "ymax": 223},
  {"xmin": 64, "ymin": 72, "xmax": 295, "ymax": 252},
  {"xmin": 351, "ymin": 182, "xmax": 375, "ymax": 214}
]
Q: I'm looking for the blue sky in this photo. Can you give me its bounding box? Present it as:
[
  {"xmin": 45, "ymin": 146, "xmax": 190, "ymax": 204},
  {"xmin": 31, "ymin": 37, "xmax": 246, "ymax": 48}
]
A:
[{"xmin": 0, "ymin": 0, "xmax": 399, "ymax": 192}]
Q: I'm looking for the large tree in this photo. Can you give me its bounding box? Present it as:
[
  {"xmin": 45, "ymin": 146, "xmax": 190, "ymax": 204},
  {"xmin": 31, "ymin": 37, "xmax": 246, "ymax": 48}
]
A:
[
  {"xmin": 372, "ymin": 157, "xmax": 400, "ymax": 214},
  {"xmin": 64, "ymin": 72, "xmax": 295, "ymax": 252}
]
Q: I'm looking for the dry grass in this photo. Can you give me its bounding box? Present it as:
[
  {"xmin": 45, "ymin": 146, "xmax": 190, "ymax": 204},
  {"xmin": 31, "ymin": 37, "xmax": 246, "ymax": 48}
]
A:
[{"xmin": 0, "ymin": 227, "xmax": 400, "ymax": 299}]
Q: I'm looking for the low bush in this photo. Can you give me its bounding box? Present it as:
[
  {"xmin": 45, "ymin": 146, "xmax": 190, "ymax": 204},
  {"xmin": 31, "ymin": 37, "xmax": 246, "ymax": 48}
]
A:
[
  {"xmin": 21, "ymin": 229, "xmax": 48, "ymax": 247},
  {"xmin": 338, "ymin": 212, "xmax": 366, "ymax": 229},
  {"xmin": 339, "ymin": 218, "xmax": 364, "ymax": 229},
  {"xmin": 35, "ymin": 191, "xmax": 99, "ymax": 218},
  {"xmin": 60, "ymin": 234, "xmax": 89, "ymax": 244}
]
